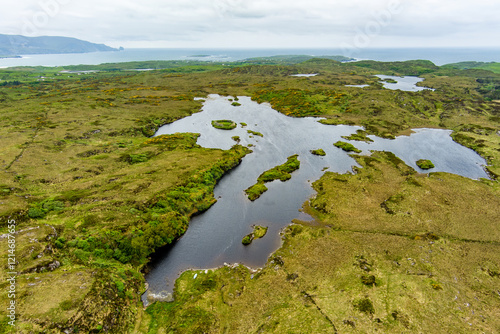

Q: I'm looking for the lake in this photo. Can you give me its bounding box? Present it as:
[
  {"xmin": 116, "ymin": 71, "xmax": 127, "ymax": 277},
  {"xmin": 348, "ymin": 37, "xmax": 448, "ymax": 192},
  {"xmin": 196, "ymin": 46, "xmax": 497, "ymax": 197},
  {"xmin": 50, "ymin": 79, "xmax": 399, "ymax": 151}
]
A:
[{"xmin": 143, "ymin": 94, "xmax": 488, "ymax": 304}]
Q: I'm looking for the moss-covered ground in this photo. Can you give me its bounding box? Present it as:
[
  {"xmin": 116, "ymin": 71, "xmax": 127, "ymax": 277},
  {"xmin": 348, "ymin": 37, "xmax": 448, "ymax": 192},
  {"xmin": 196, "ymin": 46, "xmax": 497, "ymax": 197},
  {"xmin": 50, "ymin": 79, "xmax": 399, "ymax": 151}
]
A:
[
  {"xmin": 334, "ymin": 141, "xmax": 362, "ymax": 153},
  {"xmin": 416, "ymin": 159, "xmax": 435, "ymax": 169},
  {"xmin": 245, "ymin": 155, "xmax": 300, "ymax": 201},
  {"xmin": 310, "ymin": 149, "xmax": 326, "ymax": 156},
  {"xmin": 241, "ymin": 225, "xmax": 268, "ymax": 245},
  {"xmin": 0, "ymin": 57, "xmax": 499, "ymax": 333},
  {"xmin": 211, "ymin": 119, "xmax": 237, "ymax": 130}
]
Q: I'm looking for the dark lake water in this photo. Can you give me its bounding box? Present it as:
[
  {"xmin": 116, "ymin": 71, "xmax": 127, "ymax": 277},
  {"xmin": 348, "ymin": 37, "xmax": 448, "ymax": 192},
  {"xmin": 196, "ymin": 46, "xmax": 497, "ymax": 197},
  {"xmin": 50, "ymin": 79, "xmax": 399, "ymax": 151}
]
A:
[{"xmin": 143, "ymin": 94, "xmax": 488, "ymax": 304}]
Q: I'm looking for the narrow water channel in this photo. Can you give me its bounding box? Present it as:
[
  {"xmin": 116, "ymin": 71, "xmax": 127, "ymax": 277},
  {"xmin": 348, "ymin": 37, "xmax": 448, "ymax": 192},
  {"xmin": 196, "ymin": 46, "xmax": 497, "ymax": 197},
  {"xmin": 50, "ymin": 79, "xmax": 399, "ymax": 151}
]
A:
[{"xmin": 143, "ymin": 94, "xmax": 488, "ymax": 304}]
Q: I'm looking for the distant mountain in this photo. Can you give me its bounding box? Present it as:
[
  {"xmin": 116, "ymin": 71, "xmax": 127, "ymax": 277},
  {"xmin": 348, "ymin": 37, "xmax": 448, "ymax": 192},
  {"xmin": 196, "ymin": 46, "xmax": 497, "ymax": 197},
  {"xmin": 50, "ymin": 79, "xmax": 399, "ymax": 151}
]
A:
[{"xmin": 0, "ymin": 34, "xmax": 119, "ymax": 56}]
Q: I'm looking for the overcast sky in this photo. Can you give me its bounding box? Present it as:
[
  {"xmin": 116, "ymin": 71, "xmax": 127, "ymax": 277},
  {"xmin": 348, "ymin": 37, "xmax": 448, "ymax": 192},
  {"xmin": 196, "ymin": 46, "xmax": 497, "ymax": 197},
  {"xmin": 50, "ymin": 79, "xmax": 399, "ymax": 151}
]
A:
[{"xmin": 1, "ymin": 0, "xmax": 499, "ymax": 49}]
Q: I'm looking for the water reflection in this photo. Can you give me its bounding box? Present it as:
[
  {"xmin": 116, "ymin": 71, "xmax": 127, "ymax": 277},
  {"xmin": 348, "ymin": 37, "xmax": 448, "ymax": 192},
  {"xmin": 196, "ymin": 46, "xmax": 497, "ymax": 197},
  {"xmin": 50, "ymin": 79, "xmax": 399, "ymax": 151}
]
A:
[
  {"xmin": 375, "ymin": 75, "xmax": 434, "ymax": 91},
  {"xmin": 144, "ymin": 94, "xmax": 487, "ymax": 303}
]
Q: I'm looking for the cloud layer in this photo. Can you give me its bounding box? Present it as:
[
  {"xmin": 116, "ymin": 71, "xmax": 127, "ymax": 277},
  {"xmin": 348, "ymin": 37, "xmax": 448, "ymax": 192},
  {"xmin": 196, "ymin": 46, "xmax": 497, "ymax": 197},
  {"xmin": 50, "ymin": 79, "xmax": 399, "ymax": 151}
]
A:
[{"xmin": 1, "ymin": 0, "xmax": 499, "ymax": 48}]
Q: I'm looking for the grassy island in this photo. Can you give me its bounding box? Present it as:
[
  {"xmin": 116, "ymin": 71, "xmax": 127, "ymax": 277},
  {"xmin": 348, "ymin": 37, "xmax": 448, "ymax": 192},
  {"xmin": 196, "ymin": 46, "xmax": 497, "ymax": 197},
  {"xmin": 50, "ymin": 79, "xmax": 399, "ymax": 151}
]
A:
[
  {"xmin": 416, "ymin": 159, "xmax": 435, "ymax": 169},
  {"xmin": 242, "ymin": 225, "xmax": 268, "ymax": 245},
  {"xmin": 245, "ymin": 155, "xmax": 300, "ymax": 201},
  {"xmin": 211, "ymin": 119, "xmax": 237, "ymax": 130},
  {"xmin": 310, "ymin": 149, "xmax": 326, "ymax": 156},
  {"xmin": 247, "ymin": 129, "xmax": 263, "ymax": 137},
  {"xmin": 342, "ymin": 129, "xmax": 374, "ymax": 142},
  {"xmin": 334, "ymin": 141, "xmax": 362, "ymax": 153}
]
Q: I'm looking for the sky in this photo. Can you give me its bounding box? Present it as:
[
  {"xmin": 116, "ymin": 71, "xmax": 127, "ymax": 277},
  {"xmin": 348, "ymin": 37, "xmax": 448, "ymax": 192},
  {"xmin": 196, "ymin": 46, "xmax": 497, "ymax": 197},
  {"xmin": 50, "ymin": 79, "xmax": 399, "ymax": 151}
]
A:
[{"xmin": 1, "ymin": 0, "xmax": 499, "ymax": 49}]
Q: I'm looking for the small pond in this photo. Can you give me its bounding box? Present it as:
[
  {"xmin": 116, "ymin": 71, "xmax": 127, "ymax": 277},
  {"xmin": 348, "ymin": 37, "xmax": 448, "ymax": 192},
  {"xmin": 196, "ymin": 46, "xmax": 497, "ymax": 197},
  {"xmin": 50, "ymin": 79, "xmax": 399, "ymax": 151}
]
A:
[
  {"xmin": 376, "ymin": 74, "xmax": 434, "ymax": 92},
  {"xmin": 143, "ymin": 94, "xmax": 487, "ymax": 304},
  {"xmin": 345, "ymin": 84, "xmax": 370, "ymax": 88},
  {"xmin": 290, "ymin": 73, "xmax": 319, "ymax": 77}
]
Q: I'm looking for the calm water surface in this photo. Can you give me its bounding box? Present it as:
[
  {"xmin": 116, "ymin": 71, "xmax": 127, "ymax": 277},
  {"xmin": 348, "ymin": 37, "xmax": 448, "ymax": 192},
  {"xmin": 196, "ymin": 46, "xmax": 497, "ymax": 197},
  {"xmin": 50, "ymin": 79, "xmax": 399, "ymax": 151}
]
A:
[
  {"xmin": 143, "ymin": 94, "xmax": 488, "ymax": 304},
  {"xmin": 376, "ymin": 75, "xmax": 434, "ymax": 92}
]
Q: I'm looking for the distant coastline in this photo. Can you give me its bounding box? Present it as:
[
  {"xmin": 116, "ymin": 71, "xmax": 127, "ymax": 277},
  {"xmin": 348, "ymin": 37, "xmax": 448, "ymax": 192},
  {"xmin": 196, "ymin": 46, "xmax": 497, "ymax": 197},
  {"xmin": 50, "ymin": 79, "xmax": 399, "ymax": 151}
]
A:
[
  {"xmin": 1, "ymin": 47, "xmax": 500, "ymax": 68},
  {"xmin": 0, "ymin": 34, "xmax": 118, "ymax": 58},
  {"xmin": 0, "ymin": 55, "xmax": 21, "ymax": 59}
]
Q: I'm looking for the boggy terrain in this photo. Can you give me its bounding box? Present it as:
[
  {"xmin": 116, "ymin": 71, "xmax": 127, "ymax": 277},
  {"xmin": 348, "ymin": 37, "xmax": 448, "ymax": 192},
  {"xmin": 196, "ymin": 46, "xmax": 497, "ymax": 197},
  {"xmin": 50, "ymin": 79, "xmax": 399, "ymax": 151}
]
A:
[{"xmin": 0, "ymin": 57, "xmax": 499, "ymax": 333}]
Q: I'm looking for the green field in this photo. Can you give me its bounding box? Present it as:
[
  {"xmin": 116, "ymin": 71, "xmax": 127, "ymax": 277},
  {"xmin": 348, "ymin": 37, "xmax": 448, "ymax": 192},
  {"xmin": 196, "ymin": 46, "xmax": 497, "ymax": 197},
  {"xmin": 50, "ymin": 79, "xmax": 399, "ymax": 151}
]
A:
[{"xmin": 0, "ymin": 57, "xmax": 499, "ymax": 333}]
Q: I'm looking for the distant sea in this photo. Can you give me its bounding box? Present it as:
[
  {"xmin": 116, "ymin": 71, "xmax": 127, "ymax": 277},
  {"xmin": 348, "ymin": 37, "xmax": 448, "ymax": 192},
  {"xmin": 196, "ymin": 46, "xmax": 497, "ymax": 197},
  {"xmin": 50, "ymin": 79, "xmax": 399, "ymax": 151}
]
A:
[{"xmin": 1, "ymin": 47, "xmax": 499, "ymax": 68}]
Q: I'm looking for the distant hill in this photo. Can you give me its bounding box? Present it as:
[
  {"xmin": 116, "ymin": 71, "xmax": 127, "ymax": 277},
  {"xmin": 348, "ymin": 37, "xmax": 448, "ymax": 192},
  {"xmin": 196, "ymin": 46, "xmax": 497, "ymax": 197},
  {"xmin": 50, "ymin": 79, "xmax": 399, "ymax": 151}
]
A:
[
  {"xmin": 242, "ymin": 55, "xmax": 355, "ymax": 65},
  {"xmin": 442, "ymin": 61, "xmax": 500, "ymax": 74},
  {"xmin": 0, "ymin": 34, "xmax": 119, "ymax": 56}
]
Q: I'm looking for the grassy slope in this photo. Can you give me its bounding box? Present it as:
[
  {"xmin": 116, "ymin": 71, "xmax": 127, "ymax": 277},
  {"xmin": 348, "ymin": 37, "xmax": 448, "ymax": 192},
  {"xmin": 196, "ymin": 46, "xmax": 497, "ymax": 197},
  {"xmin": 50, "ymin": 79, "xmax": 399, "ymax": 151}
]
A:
[
  {"xmin": 0, "ymin": 59, "xmax": 499, "ymax": 333},
  {"xmin": 0, "ymin": 68, "xmax": 249, "ymax": 333},
  {"xmin": 443, "ymin": 61, "xmax": 500, "ymax": 74}
]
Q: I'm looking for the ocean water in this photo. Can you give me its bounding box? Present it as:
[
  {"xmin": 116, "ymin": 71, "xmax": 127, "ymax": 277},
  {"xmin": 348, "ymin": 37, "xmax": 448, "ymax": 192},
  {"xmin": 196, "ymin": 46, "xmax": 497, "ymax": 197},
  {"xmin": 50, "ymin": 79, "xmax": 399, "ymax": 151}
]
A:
[{"xmin": 1, "ymin": 47, "xmax": 500, "ymax": 68}]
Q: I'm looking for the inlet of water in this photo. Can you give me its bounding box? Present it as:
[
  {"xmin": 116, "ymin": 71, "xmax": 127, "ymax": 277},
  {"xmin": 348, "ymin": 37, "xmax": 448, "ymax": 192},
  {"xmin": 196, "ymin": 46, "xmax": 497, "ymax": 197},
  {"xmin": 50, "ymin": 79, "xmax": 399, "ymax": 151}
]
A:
[{"xmin": 143, "ymin": 94, "xmax": 487, "ymax": 304}]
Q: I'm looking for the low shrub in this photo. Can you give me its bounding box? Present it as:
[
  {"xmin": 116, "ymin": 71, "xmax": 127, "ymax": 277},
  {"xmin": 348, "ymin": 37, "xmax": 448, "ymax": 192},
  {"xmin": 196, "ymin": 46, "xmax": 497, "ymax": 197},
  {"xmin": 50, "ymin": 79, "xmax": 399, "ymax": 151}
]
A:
[{"xmin": 416, "ymin": 159, "xmax": 435, "ymax": 170}]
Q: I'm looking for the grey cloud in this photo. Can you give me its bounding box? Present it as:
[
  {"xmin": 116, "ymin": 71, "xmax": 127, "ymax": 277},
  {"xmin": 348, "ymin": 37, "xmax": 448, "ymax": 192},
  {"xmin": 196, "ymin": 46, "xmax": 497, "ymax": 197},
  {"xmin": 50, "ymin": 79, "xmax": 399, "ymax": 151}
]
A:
[{"xmin": 0, "ymin": 0, "xmax": 499, "ymax": 48}]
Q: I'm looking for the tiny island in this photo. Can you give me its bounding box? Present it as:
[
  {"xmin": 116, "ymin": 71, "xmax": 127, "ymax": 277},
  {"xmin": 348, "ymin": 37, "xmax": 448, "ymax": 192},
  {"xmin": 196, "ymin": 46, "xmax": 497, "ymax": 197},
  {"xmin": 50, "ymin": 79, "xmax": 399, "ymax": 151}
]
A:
[{"xmin": 211, "ymin": 119, "xmax": 237, "ymax": 130}]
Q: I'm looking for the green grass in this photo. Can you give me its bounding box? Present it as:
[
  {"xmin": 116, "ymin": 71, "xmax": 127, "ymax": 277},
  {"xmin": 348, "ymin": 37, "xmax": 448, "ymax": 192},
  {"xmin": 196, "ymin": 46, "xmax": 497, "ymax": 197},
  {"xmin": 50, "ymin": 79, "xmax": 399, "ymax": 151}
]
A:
[
  {"xmin": 245, "ymin": 155, "xmax": 300, "ymax": 201},
  {"xmin": 342, "ymin": 129, "xmax": 374, "ymax": 142},
  {"xmin": 1, "ymin": 57, "xmax": 499, "ymax": 333},
  {"xmin": 416, "ymin": 159, "xmax": 435, "ymax": 169},
  {"xmin": 212, "ymin": 119, "xmax": 237, "ymax": 130},
  {"xmin": 247, "ymin": 129, "xmax": 263, "ymax": 137},
  {"xmin": 310, "ymin": 149, "xmax": 326, "ymax": 156},
  {"xmin": 442, "ymin": 61, "xmax": 500, "ymax": 74},
  {"xmin": 244, "ymin": 183, "xmax": 268, "ymax": 201},
  {"xmin": 334, "ymin": 141, "xmax": 362, "ymax": 153},
  {"xmin": 241, "ymin": 234, "xmax": 253, "ymax": 245},
  {"xmin": 253, "ymin": 225, "xmax": 268, "ymax": 238},
  {"xmin": 242, "ymin": 225, "xmax": 268, "ymax": 245}
]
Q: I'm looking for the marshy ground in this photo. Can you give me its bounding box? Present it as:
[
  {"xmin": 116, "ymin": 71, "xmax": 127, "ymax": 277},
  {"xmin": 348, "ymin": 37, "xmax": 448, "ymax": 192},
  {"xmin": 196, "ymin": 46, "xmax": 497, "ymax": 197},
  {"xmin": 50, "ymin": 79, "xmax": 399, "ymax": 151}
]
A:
[{"xmin": 0, "ymin": 57, "xmax": 499, "ymax": 333}]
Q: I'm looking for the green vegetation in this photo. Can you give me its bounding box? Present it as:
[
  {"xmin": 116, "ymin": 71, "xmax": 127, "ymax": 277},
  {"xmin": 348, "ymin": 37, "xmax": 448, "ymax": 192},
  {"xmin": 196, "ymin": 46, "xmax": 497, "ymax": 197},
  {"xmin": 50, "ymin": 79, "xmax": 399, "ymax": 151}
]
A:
[
  {"xmin": 334, "ymin": 141, "xmax": 362, "ymax": 153},
  {"xmin": 139, "ymin": 150, "xmax": 500, "ymax": 333},
  {"xmin": 247, "ymin": 129, "xmax": 263, "ymax": 137},
  {"xmin": 443, "ymin": 61, "xmax": 500, "ymax": 74},
  {"xmin": 416, "ymin": 159, "xmax": 435, "ymax": 169},
  {"xmin": 310, "ymin": 148, "xmax": 326, "ymax": 156},
  {"xmin": 382, "ymin": 78, "xmax": 398, "ymax": 84},
  {"xmin": 231, "ymin": 102, "xmax": 242, "ymax": 106},
  {"xmin": 143, "ymin": 151, "xmax": 499, "ymax": 333},
  {"xmin": 253, "ymin": 225, "xmax": 268, "ymax": 238},
  {"xmin": 211, "ymin": 119, "xmax": 237, "ymax": 130},
  {"xmin": 245, "ymin": 155, "xmax": 300, "ymax": 201},
  {"xmin": 242, "ymin": 225, "xmax": 268, "ymax": 245},
  {"xmin": 342, "ymin": 129, "xmax": 374, "ymax": 142},
  {"xmin": 241, "ymin": 234, "xmax": 253, "ymax": 245},
  {"xmin": 1, "ymin": 56, "xmax": 499, "ymax": 333},
  {"xmin": 244, "ymin": 183, "xmax": 268, "ymax": 201},
  {"xmin": 243, "ymin": 54, "xmax": 354, "ymax": 65}
]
